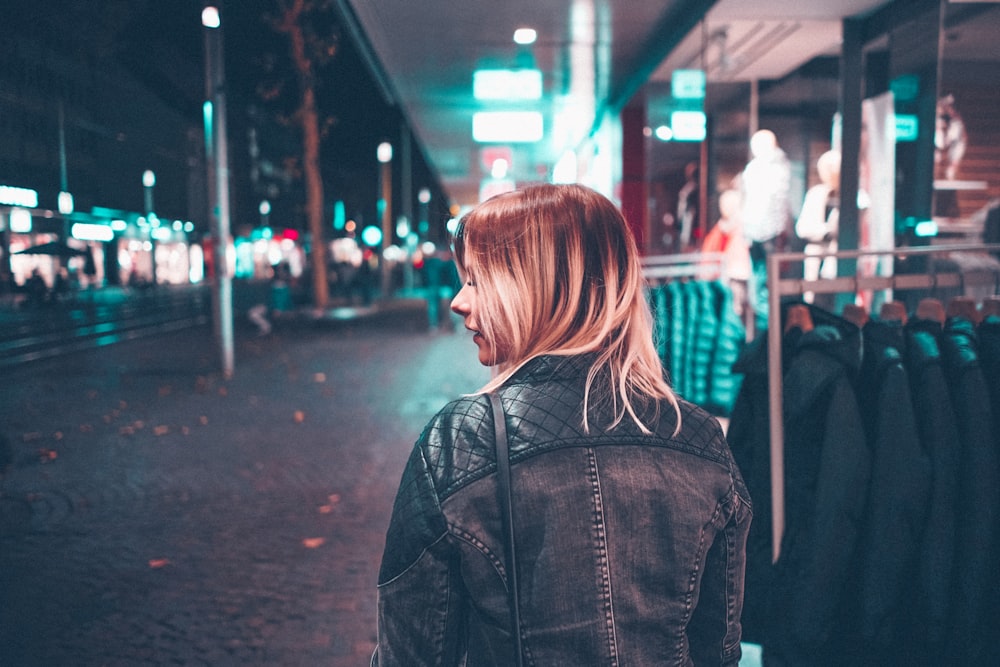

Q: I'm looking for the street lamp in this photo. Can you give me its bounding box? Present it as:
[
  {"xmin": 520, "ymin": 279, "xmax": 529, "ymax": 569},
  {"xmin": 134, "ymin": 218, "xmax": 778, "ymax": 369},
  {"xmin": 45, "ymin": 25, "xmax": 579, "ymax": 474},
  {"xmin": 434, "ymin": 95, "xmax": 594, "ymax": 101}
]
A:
[
  {"xmin": 418, "ymin": 187, "xmax": 431, "ymax": 239},
  {"xmin": 143, "ymin": 169, "xmax": 158, "ymax": 286},
  {"xmin": 377, "ymin": 141, "xmax": 393, "ymax": 299},
  {"xmin": 203, "ymin": 4, "xmax": 234, "ymax": 377}
]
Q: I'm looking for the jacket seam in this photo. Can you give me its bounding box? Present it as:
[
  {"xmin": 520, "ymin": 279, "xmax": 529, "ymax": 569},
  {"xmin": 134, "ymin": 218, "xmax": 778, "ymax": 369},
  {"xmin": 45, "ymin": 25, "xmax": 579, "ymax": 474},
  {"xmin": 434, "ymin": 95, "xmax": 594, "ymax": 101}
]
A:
[
  {"xmin": 588, "ymin": 448, "xmax": 620, "ymax": 666},
  {"xmin": 376, "ymin": 531, "xmax": 449, "ymax": 588}
]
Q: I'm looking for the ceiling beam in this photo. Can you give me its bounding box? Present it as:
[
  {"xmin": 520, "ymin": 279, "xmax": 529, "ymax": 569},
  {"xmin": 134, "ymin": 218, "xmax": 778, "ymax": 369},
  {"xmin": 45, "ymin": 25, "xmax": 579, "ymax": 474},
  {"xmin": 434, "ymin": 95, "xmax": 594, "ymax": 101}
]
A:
[{"xmin": 605, "ymin": 0, "xmax": 719, "ymax": 114}]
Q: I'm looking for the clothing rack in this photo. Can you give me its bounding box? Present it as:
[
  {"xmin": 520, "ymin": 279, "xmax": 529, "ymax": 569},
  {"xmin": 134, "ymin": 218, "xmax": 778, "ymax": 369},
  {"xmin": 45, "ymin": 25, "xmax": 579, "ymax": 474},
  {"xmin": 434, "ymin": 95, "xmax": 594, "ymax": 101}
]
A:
[
  {"xmin": 641, "ymin": 252, "xmax": 724, "ymax": 281},
  {"xmin": 764, "ymin": 243, "xmax": 1000, "ymax": 563}
]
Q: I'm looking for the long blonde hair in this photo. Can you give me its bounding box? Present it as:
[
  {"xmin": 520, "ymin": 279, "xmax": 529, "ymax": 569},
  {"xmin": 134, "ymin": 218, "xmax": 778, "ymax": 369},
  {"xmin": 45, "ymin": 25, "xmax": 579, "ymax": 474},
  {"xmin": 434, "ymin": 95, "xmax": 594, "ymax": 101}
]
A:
[{"xmin": 453, "ymin": 184, "xmax": 679, "ymax": 434}]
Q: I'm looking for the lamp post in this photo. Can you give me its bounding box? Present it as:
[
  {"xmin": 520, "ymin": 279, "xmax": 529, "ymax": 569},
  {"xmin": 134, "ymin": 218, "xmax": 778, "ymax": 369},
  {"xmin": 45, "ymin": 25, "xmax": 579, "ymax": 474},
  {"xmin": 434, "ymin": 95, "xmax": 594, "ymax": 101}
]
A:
[
  {"xmin": 203, "ymin": 5, "xmax": 234, "ymax": 378},
  {"xmin": 142, "ymin": 169, "xmax": 157, "ymax": 286},
  {"xmin": 418, "ymin": 187, "xmax": 431, "ymax": 240},
  {"xmin": 377, "ymin": 141, "xmax": 393, "ymax": 299}
]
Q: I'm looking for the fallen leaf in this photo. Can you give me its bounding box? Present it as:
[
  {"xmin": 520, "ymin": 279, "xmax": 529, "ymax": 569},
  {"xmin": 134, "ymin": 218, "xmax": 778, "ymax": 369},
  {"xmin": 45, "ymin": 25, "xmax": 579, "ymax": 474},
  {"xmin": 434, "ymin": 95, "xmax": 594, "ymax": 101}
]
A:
[
  {"xmin": 148, "ymin": 558, "xmax": 171, "ymax": 569},
  {"xmin": 133, "ymin": 420, "xmax": 145, "ymax": 430},
  {"xmin": 328, "ymin": 494, "xmax": 341, "ymax": 504},
  {"xmin": 39, "ymin": 449, "xmax": 58, "ymax": 462},
  {"xmin": 318, "ymin": 505, "xmax": 333, "ymax": 514},
  {"xmin": 53, "ymin": 431, "xmax": 64, "ymax": 440},
  {"xmin": 294, "ymin": 411, "xmax": 305, "ymax": 423},
  {"xmin": 181, "ymin": 426, "xmax": 191, "ymax": 436},
  {"xmin": 199, "ymin": 416, "xmax": 209, "ymax": 425},
  {"xmin": 302, "ymin": 537, "xmax": 325, "ymax": 549},
  {"xmin": 218, "ymin": 386, "xmax": 228, "ymax": 396},
  {"xmin": 313, "ymin": 372, "xmax": 326, "ymax": 383},
  {"xmin": 154, "ymin": 425, "xmax": 170, "ymax": 436},
  {"xmin": 119, "ymin": 426, "xmax": 135, "ymax": 436}
]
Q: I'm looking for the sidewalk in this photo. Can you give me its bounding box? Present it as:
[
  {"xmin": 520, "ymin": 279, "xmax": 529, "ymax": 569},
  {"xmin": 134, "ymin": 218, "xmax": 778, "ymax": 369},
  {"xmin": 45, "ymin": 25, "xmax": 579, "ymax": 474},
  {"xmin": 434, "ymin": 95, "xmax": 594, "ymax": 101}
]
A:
[{"xmin": 0, "ymin": 317, "xmax": 488, "ymax": 665}]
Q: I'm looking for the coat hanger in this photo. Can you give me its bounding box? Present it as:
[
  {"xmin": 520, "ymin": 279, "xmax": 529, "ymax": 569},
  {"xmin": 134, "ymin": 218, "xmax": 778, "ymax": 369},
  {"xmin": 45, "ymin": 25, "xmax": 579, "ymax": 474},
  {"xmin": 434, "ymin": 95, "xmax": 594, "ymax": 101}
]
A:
[
  {"xmin": 784, "ymin": 304, "xmax": 814, "ymax": 334},
  {"xmin": 916, "ymin": 297, "xmax": 945, "ymax": 324},
  {"xmin": 841, "ymin": 303, "xmax": 869, "ymax": 328},
  {"xmin": 946, "ymin": 296, "xmax": 981, "ymax": 325},
  {"xmin": 879, "ymin": 301, "xmax": 908, "ymax": 324},
  {"xmin": 980, "ymin": 295, "xmax": 1000, "ymax": 318}
]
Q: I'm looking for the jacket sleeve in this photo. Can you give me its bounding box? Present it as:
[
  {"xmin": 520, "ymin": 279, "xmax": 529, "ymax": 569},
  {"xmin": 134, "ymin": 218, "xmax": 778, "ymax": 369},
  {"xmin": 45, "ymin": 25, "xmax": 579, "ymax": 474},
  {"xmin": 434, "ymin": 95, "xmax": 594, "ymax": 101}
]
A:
[{"xmin": 374, "ymin": 441, "xmax": 466, "ymax": 666}]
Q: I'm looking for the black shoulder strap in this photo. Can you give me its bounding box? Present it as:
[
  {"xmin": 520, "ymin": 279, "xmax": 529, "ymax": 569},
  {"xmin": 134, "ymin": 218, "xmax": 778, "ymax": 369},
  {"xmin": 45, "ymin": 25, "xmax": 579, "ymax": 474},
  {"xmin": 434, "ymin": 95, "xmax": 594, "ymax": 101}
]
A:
[{"xmin": 488, "ymin": 392, "xmax": 524, "ymax": 667}]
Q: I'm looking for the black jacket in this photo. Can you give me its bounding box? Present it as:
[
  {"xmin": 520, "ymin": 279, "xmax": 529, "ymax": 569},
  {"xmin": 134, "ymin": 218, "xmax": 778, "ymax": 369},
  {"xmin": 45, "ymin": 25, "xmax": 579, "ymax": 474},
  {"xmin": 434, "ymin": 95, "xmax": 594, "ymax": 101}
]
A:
[{"xmin": 938, "ymin": 316, "xmax": 1000, "ymax": 665}]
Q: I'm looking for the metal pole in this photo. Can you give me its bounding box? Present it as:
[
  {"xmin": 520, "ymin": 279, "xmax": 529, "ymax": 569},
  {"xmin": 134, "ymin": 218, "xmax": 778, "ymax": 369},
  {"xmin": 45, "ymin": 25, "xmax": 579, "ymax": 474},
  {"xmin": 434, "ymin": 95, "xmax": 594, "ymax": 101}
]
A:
[
  {"xmin": 204, "ymin": 6, "xmax": 234, "ymax": 378},
  {"xmin": 143, "ymin": 170, "xmax": 157, "ymax": 287},
  {"xmin": 377, "ymin": 142, "xmax": 393, "ymax": 300}
]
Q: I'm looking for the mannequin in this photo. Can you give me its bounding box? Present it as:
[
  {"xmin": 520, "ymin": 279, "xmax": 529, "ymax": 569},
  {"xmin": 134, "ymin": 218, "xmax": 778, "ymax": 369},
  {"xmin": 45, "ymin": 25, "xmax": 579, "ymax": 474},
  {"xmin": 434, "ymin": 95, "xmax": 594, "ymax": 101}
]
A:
[
  {"xmin": 741, "ymin": 129, "xmax": 792, "ymax": 331},
  {"xmin": 796, "ymin": 150, "xmax": 841, "ymax": 304}
]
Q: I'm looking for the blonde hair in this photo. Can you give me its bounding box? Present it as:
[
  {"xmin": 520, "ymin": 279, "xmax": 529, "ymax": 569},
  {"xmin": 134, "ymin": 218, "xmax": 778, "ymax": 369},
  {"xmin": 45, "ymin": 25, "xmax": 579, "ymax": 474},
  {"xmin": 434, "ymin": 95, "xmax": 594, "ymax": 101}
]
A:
[{"xmin": 453, "ymin": 183, "xmax": 679, "ymax": 434}]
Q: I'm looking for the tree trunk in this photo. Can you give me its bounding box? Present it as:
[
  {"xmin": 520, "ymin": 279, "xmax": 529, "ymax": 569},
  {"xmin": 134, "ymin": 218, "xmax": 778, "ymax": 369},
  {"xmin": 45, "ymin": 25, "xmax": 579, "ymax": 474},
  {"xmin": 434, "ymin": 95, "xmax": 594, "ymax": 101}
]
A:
[{"xmin": 282, "ymin": 0, "xmax": 328, "ymax": 309}]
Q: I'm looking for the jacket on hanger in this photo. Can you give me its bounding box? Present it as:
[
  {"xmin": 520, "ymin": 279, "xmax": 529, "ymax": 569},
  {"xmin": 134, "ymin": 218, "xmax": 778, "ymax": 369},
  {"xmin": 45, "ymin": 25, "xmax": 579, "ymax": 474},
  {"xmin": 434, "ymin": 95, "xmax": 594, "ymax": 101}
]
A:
[
  {"xmin": 724, "ymin": 334, "xmax": 772, "ymax": 646},
  {"xmin": 938, "ymin": 316, "xmax": 1000, "ymax": 665},
  {"xmin": 978, "ymin": 314, "xmax": 1000, "ymax": 443},
  {"xmin": 854, "ymin": 320, "xmax": 932, "ymax": 651},
  {"xmin": 764, "ymin": 315, "xmax": 870, "ymax": 665},
  {"xmin": 901, "ymin": 318, "xmax": 960, "ymax": 654}
]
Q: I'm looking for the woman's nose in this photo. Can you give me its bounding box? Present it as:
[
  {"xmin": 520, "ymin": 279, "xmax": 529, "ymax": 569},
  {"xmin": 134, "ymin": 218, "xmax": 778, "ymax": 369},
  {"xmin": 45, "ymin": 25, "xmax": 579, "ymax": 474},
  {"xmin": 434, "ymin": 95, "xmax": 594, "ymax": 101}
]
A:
[{"xmin": 451, "ymin": 286, "xmax": 470, "ymax": 315}]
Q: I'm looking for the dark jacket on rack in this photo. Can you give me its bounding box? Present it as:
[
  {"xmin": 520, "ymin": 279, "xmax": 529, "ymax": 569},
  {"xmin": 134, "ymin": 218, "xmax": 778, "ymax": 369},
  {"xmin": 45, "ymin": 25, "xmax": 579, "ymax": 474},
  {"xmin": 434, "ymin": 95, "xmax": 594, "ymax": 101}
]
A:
[
  {"xmin": 901, "ymin": 318, "xmax": 960, "ymax": 655},
  {"xmin": 938, "ymin": 316, "xmax": 1000, "ymax": 665},
  {"xmin": 764, "ymin": 316, "xmax": 871, "ymax": 665},
  {"xmin": 724, "ymin": 335, "xmax": 772, "ymax": 645},
  {"xmin": 727, "ymin": 306, "xmax": 870, "ymax": 664},
  {"xmin": 374, "ymin": 354, "xmax": 752, "ymax": 666},
  {"xmin": 854, "ymin": 320, "xmax": 931, "ymax": 652},
  {"xmin": 978, "ymin": 314, "xmax": 1000, "ymax": 442}
]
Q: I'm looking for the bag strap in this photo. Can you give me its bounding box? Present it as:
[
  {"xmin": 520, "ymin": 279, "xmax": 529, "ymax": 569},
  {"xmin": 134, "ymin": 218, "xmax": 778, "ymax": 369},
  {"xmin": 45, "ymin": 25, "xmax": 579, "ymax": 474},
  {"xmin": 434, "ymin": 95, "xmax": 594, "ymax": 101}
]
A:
[{"xmin": 488, "ymin": 392, "xmax": 524, "ymax": 667}]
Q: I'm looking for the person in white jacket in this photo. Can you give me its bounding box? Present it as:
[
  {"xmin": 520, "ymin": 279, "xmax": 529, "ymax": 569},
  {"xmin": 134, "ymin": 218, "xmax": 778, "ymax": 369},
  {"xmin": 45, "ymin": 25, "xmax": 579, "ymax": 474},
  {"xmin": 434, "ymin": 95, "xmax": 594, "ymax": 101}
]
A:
[{"xmin": 795, "ymin": 150, "xmax": 841, "ymax": 303}]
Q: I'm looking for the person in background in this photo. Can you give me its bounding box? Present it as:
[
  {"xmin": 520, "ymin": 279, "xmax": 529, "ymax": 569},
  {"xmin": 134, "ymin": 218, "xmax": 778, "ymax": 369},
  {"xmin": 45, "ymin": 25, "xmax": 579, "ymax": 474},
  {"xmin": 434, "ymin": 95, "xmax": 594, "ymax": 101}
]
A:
[
  {"xmin": 700, "ymin": 188, "xmax": 752, "ymax": 317},
  {"xmin": 795, "ymin": 150, "xmax": 841, "ymax": 305},
  {"xmin": 740, "ymin": 129, "xmax": 792, "ymax": 332},
  {"xmin": 373, "ymin": 183, "xmax": 751, "ymax": 666},
  {"xmin": 677, "ymin": 160, "xmax": 700, "ymax": 251}
]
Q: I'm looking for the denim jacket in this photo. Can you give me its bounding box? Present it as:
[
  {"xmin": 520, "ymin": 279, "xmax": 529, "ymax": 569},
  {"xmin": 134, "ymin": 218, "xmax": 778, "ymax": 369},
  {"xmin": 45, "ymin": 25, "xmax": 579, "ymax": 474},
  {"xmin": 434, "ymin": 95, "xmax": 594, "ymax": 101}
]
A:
[{"xmin": 374, "ymin": 354, "xmax": 751, "ymax": 666}]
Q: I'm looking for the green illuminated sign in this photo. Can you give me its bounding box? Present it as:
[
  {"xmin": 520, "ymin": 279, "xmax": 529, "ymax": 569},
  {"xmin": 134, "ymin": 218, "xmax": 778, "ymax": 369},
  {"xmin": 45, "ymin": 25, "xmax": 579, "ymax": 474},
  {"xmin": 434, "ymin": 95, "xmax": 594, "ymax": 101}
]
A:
[
  {"xmin": 672, "ymin": 70, "xmax": 706, "ymax": 100},
  {"xmin": 895, "ymin": 114, "xmax": 919, "ymax": 142}
]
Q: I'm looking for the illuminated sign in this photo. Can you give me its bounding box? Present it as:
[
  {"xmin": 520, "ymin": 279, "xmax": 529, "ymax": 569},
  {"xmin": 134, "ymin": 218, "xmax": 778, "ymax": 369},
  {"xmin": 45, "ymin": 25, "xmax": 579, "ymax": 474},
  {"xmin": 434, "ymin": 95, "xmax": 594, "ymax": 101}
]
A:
[
  {"xmin": 0, "ymin": 185, "xmax": 38, "ymax": 208},
  {"xmin": 672, "ymin": 69, "xmax": 706, "ymax": 100},
  {"xmin": 473, "ymin": 111, "xmax": 543, "ymax": 143},
  {"xmin": 71, "ymin": 223, "xmax": 114, "ymax": 242},
  {"xmin": 10, "ymin": 207, "xmax": 32, "ymax": 232},
  {"xmin": 670, "ymin": 111, "xmax": 707, "ymax": 141},
  {"xmin": 474, "ymin": 69, "xmax": 542, "ymax": 100},
  {"xmin": 894, "ymin": 114, "xmax": 919, "ymax": 142}
]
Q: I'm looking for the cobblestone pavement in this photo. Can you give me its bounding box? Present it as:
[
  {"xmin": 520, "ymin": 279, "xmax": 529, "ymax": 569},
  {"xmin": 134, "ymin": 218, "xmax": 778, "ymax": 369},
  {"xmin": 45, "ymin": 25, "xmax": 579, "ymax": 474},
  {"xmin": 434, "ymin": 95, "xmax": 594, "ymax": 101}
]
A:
[{"xmin": 0, "ymin": 318, "xmax": 489, "ymax": 666}]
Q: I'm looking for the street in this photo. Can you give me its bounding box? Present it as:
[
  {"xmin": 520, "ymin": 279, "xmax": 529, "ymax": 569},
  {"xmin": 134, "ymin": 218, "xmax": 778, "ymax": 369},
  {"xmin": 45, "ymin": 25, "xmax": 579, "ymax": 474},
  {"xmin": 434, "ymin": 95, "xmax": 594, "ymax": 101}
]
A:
[{"xmin": 0, "ymin": 318, "xmax": 488, "ymax": 666}]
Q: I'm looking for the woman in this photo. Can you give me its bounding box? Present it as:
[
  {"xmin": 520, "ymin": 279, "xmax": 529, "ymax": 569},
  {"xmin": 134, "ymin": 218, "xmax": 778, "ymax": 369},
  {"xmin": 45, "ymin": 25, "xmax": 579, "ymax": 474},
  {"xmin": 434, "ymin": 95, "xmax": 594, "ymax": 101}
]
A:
[{"xmin": 374, "ymin": 184, "xmax": 751, "ymax": 666}]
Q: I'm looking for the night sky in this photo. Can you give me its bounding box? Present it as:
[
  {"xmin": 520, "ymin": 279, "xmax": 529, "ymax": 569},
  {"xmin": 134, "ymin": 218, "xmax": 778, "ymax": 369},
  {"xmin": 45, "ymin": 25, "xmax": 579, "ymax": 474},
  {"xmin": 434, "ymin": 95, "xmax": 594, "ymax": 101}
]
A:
[{"xmin": 8, "ymin": 0, "xmax": 440, "ymax": 231}]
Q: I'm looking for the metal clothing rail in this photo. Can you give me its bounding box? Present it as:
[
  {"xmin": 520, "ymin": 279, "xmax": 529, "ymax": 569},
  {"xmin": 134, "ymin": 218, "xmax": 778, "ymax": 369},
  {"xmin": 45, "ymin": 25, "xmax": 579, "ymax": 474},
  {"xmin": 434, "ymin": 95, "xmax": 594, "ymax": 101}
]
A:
[
  {"xmin": 641, "ymin": 252, "xmax": 724, "ymax": 281},
  {"xmin": 764, "ymin": 243, "xmax": 1000, "ymax": 563}
]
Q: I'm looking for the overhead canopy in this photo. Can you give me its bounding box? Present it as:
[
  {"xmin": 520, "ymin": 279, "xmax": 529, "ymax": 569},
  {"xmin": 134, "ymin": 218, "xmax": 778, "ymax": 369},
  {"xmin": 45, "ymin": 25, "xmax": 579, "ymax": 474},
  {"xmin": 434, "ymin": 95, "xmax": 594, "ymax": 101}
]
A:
[
  {"xmin": 337, "ymin": 0, "xmax": 892, "ymax": 207},
  {"xmin": 13, "ymin": 241, "xmax": 89, "ymax": 258}
]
